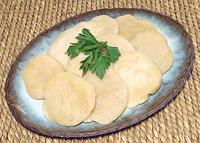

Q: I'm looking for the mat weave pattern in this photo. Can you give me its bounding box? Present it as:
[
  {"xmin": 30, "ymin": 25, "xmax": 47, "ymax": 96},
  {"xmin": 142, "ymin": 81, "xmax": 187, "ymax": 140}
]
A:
[{"xmin": 0, "ymin": 0, "xmax": 200, "ymax": 142}]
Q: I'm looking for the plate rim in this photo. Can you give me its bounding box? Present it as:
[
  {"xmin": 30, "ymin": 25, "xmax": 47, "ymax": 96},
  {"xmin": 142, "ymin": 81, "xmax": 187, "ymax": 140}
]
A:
[{"xmin": 5, "ymin": 8, "xmax": 195, "ymax": 139}]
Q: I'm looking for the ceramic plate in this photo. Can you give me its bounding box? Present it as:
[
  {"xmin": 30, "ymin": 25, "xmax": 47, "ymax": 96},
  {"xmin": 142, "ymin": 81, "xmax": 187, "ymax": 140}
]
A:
[{"xmin": 5, "ymin": 9, "xmax": 194, "ymax": 138}]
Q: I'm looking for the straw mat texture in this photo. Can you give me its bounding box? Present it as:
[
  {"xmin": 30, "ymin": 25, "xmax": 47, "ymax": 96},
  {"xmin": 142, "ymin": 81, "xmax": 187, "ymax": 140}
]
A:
[{"xmin": 0, "ymin": 0, "xmax": 200, "ymax": 142}]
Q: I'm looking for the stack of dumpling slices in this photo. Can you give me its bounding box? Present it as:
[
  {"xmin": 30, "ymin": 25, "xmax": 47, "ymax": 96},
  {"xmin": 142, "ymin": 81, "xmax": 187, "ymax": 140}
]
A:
[{"xmin": 22, "ymin": 15, "xmax": 173, "ymax": 126}]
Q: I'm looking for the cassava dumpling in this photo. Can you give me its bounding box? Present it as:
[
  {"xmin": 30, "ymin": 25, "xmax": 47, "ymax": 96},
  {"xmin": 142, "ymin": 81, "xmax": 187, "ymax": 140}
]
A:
[
  {"xmin": 130, "ymin": 30, "xmax": 173, "ymax": 74},
  {"xmin": 43, "ymin": 72, "xmax": 96, "ymax": 126},
  {"xmin": 67, "ymin": 34, "xmax": 135, "ymax": 77},
  {"xmin": 116, "ymin": 14, "xmax": 156, "ymax": 40},
  {"xmin": 67, "ymin": 55, "xmax": 128, "ymax": 124},
  {"xmin": 66, "ymin": 53, "xmax": 85, "ymax": 77},
  {"xmin": 96, "ymin": 34, "xmax": 135, "ymax": 53},
  {"xmin": 48, "ymin": 16, "xmax": 118, "ymax": 69},
  {"xmin": 47, "ymin": 22, "xmax": 95, "ymax": 69},
  {"xmin": 84, "ymin": 69, "xmax": 128, "ymax": 124},
  {"xmin": 89, "ymin": 15, "xmax": 118, "ymax": 35},
  {"xmin": 114, "ymin": 51, "xmax": 162, "ymax": 108},
  {"xmin": 22, "ymin": 55, "xmax": 65, "ymax": 99}
]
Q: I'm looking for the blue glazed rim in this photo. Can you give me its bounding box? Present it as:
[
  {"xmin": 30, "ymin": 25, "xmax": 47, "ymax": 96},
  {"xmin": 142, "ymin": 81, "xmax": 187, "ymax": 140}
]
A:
[{"xmin": 5, "ymin": 8, "xmax": 194, "ymax": 139}]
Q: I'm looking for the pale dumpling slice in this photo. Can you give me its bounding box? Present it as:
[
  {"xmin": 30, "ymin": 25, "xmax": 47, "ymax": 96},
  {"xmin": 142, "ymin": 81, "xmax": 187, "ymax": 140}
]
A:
[
  {"xmin": 48, "ymin": 16, "xmax": 118, "ymax": 69},
  {"xmin": 130, "ymin": 30, "xmax": 173, "ymax": 74},
  {"xmin": 43, "ymin": 72, "xmax": 96, "ymax": 126},
  {"xmin": 114, "ymin": 52, "xmax": 162, "ymax": 108},
  {"xmin": 67, "ymin": 55, "xmax": 128, "ymax": 124},
  {"xmin": 66, "ymin": 53, "xmax": 85, "ymax": 77},
  {"xmin": 89, "ymin": 15, "xmax": 118, "ymax": 35},
  {"xmin": 67, "ymin": 34, "xmax": 135, "ymax": 77},
  {"xmin": 22, "ymin": 55, "xmax": 65, "ymax": 99},
  {"xmin": 96, "ymin": 34, "xmax": 135, "ymax": 53},
  {"xmin": 116, "ymin": 14, "xmax": 156, "ymax": 40},
  {"xmin": 84, "ymin": 69, "xmax": 128, "ymax": 125},
  {"xmin": 47, "ymin": 22, "xmax": 95, "ymax": 69}
]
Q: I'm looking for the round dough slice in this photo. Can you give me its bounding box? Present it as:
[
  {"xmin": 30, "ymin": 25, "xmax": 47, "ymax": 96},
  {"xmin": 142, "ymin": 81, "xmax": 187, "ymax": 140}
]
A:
[
  {"xmin": 66, "ymin": 53, "xmax": 85, "ymax": 77},
  {"xmin": 116, "ymin": 14, "xmax": 156, "ymax": 40},
  {"xmin": 89, "ymin": 15, "xmax": 118, "ymax": 35},
  {"xmin": 22, "ymin": 55, "xmax": 65, "ymax": 99},
  {"xmin": 84, "ymin": 69, "xmax": 128, "ymax": 125},
  {"xmin": 43, "ymin": 72, "xmax": 96, "ymax": 126},
  {"xmin": 48, "ymin": 16, "xmax": 118, "ymax": 69},
  {"xmin": 130, "ymin": 30, "xmax": 173, "ymax": 74},
  {"xmin": 96, "ymin": 34, "xmax": 135, "ymax": 53},
  {"xmin": 67, "ymin": 34, "xmax": 135, "ymax": 77},
  {"xmin": 47, "ymin": 22, "xmax": 95, "ymax": 69},
  {"xmin": 114, "ymin": 51, "xmax": 162, "ymax": 108}
]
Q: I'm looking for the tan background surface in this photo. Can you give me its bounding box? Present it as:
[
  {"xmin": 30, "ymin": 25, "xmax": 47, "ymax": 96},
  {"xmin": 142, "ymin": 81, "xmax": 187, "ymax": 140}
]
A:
[{"xmin": 0, "ymin": 0, "xmax": 200, "ymax": 142}]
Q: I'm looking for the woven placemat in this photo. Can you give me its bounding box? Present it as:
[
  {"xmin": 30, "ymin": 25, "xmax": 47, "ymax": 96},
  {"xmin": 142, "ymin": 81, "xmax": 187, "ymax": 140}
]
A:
[{"xmin": 0, "ymin": 0, "xmax": 200, "ymax": 142}]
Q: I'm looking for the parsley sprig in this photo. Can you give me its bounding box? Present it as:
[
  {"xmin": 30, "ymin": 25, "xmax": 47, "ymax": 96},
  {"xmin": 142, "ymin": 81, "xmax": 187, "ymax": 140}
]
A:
[{"xmin": 66, "ymin": 28, "xmax": 121, "ymax": 79}]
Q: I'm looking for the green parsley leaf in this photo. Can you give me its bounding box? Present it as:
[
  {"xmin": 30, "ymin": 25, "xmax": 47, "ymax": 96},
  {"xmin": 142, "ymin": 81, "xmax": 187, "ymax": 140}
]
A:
[
  {"xmin": 66, "ymin": 28, "xmax": 121, "ymax": 79},
  {"xmin": 80, "ymin": 54, "xmax": 93, "ymax": 76},
  {"xmin": 67, "ymin": 42, "xmax": 84, "ymax": 59},
  {"xmin": 107, "ymin": 46, "xmax": 121, "ymax": 62},
  {"xmin": 94, "ymin": 56, "xmax": 110, "ymax": 79}
]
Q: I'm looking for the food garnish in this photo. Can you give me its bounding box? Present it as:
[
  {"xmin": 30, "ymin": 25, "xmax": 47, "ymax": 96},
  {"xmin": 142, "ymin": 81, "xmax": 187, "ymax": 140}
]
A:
[{"xmin": 66, "ymin": 28, "xmax": 121, "ymax": 79}]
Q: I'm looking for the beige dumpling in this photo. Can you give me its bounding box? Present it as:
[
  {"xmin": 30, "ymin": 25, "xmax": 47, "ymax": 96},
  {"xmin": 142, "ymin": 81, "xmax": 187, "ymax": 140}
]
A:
[
  {"xmin": 114, "ymin": 52, "xmax": 162, "ymax": 108},
  {"xmin": 66, "ymin": 53, "xmax": 85, "ymax": 77},
  {"xmin": 22, "ymin": 55, "xmax": 65, "ymax": 99},
  {"xmin": 84, "ymin": 69, "xmax": 128, "ymax": 125},
  {"xmin": 130, "ymin": 30, "xmax": 173, "ymax": 74},
  {"xmin": 96, "ymin": 34, "xmax": 135, "ymax": 53},
  {"xmin": 43, "ymin": 72, "xmax": 96, "ymax": 126},
  {"xmin": 89, "ymin": 15, "xmax": 118, "ymax": 35},
  {"xmin": 67, "ymin": 34, "xmax": 135, "ymax": 76},
  {"xmin": 67, "ymin": 55, "xmax": 128, "ymax": 124},
  {"xmin": 48, "ymin": 16, "xmax": 118, "ymax": 69},
  {"xmin": 47, "ymin": 22, "xmax": 95, "ymax": 69},
  {"xmin": 116, "ymin": 14, "xmax": 156, "ymax": 39}
]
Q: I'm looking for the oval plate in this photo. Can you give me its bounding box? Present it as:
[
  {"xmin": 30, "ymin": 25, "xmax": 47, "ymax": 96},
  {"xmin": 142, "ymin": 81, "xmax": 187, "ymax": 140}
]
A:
[{"xmin": 5, "ymin": 8, "xmax": 194, "ymax": 138}]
